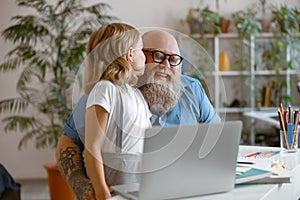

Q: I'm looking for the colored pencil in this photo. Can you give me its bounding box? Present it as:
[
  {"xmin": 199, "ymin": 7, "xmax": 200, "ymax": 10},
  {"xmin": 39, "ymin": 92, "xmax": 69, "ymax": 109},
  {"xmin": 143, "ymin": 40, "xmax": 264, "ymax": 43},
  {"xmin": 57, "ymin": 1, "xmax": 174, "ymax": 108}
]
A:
[
  {"xmin": 260, "ymin": 151, "xmax": 273, "ymax": 158},
  {"xmin": 292, "ymin": 109, "xmax": 299, "ymax": 147},
  {"xmin": 245, "ymin": 152, "xmax": 260, "ymax": 158},
  {"xmin": 266, "ymin": 151, "xmax": 280, "ymax": 158},
  {"xmin": 278, "ymin": 109, "xmax": 290, "ymax": 149}
]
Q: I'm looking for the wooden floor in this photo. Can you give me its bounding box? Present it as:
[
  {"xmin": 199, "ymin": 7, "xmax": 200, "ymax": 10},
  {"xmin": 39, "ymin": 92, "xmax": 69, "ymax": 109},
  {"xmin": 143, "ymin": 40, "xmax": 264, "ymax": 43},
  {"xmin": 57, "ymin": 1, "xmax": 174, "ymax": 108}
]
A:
[{"xmin": 17, "ymin": 179, "xmax": 50, "ymax": 200}]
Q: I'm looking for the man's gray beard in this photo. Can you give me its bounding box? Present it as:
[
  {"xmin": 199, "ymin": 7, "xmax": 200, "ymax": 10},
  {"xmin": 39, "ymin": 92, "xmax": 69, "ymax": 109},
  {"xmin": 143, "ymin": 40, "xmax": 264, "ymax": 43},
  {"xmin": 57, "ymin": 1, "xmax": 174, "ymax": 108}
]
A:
[{"xmin": 138, "ymin": 66, "xmax": 181, "ymax": 116}]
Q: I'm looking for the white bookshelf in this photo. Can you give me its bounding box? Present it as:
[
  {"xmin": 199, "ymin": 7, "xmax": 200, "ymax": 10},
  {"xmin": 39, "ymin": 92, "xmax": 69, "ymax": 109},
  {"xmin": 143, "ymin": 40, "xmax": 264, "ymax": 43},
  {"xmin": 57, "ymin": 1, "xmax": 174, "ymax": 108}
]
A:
[{"xmin": 190, "ymin": 33, "xmax": 300, "ymax": 144}]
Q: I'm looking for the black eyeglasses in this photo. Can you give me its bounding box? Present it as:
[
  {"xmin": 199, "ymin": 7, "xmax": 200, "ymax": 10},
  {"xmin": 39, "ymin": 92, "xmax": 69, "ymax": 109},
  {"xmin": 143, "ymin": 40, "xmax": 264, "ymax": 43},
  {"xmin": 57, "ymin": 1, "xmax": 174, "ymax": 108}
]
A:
[{"xmin": 143, "ymin": 49, "xmax": 183, "ymax": 67}]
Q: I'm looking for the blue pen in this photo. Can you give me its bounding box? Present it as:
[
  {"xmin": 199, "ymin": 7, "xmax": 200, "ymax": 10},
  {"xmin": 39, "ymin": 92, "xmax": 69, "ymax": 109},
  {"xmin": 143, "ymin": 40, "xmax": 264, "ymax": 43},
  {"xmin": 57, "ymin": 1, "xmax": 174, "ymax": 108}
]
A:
[
  {"xmin": 287, "ymin": 123, "xmax": 294, "ymax": 145},
  {"xmin": 266, "ymin": 151, "xmax": 280, "ymax": 158}
]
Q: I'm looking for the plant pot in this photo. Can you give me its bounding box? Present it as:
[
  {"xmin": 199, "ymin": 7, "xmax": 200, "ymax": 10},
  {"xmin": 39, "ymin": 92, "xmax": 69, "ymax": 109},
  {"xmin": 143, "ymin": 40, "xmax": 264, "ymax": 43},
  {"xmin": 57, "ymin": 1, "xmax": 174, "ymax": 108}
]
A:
[
  {"xmin": 187, "ymin": 18, "xmax": 202, "ymax": 34},
  {"xmin": 220, "ymin": 18, "xmax": 231, "ymax": 33},
  {"xmin": 44, "ymin": 162, "xmax": 75, "ymax": 200},
  {"xmin": 261, "ymin": 19, "xmax": 270, "ymax": 32}
]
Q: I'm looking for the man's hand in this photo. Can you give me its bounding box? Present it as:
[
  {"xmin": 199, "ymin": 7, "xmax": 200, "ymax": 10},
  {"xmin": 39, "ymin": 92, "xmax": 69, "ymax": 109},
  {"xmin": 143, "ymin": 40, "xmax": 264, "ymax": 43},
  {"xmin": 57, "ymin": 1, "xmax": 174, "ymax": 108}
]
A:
[{"xmin": 56, "ymin": 133, "xmax": 96, "ymax": 200}]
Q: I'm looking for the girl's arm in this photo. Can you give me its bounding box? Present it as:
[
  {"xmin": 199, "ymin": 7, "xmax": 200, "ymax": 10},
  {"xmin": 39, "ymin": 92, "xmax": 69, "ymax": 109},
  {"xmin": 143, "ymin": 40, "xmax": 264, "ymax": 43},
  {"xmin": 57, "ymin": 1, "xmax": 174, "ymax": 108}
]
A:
[{"xmin": 85, "ymin": 105, "xmax": 111, "ymax": 200}]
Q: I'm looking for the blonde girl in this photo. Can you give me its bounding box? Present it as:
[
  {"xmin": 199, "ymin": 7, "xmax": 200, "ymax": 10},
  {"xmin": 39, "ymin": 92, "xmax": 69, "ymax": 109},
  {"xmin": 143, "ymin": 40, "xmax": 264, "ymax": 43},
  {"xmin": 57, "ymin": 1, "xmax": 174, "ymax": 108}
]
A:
[{"xmin": 84, "ymin": 23, "xmax": 151, "ymax": 200}]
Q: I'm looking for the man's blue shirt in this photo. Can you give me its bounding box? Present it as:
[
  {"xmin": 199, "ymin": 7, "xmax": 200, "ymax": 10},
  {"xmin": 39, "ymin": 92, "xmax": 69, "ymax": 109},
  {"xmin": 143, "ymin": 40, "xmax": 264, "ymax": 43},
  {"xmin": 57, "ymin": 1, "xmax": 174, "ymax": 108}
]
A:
[
  {"xmin": 63, "ymin": 75, "xmax": 221, "ymax": 148},
  {"xmin": 152, "ymin": 75, "xmax": 220, "ymax": 126}
]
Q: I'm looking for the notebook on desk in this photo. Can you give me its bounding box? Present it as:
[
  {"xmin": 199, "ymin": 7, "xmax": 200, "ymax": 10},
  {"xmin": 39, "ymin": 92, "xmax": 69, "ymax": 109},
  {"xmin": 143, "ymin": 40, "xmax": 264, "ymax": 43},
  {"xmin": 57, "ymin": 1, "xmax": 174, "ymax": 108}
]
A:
[
  {"xmin": 111, "ymin": 121, "xmax": 242, "ymax": 200},
  {"xmin": 235, "ymin": 166, "xmax": 272, "ymax": 184}
]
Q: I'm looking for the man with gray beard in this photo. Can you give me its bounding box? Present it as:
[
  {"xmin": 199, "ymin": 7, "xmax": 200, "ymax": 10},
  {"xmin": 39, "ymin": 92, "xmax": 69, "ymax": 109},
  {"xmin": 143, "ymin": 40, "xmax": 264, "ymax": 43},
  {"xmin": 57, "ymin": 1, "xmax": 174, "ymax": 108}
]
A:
[
  {"xmin": 56, "ymin": 30, "xmax": 220, "ymax": 200},
  {"xmin": 139, "ymin": 30, "xmax": 220, "ymax": 125},
  {"xmin": 138, "ymin": 64, "xmax": 181, "ymax": 117}
]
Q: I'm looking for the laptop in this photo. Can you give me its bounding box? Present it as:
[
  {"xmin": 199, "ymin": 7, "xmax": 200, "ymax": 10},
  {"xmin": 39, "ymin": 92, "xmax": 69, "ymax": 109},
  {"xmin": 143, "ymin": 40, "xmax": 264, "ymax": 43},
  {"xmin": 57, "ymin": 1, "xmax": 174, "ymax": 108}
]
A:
[{"xmin": 111, "ymin": 121, "xmax": 242, "ymax": 200}]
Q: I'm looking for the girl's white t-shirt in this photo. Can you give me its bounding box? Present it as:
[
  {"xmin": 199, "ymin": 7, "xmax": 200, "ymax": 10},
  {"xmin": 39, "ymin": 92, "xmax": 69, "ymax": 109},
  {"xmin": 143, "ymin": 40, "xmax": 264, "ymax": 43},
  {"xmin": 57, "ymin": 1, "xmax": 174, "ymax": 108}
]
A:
[{"xmin": 86, "ymin": 80, "xmax": 151, "ymax": 154}]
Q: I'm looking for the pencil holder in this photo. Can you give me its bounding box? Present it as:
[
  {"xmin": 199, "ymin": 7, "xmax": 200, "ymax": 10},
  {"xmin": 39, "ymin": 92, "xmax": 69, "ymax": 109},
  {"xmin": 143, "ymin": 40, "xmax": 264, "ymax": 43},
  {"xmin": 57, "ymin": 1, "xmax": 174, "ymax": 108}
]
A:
[{"xmin": 280, "ymin": 130, "xmax": 298, "ymax": 153}]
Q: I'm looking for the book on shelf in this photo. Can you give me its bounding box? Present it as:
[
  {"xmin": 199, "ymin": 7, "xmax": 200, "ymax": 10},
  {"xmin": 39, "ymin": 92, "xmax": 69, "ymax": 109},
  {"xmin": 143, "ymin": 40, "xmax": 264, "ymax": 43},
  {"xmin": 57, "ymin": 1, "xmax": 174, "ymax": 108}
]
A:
[
  {"xmin": 261, "ymin": 81, "xmax": 284, "ymax": 108},
  {"xmin": 235, "ymin": 166, "xmax": 272, "ymax": 184},
  {"xmin": 263, "ymin": 85, "xmax": 271, "ymax": 107}
]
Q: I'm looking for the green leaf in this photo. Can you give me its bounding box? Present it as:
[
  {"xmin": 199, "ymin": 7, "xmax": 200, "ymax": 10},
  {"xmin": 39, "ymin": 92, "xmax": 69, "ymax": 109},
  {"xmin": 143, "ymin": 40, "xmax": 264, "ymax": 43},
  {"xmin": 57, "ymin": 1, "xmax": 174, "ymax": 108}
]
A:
[
  {"xmin": 18, "ymin": 128, "xmax": 42, "ymax": 149},
  {"xmin": 0, "ymin": 58, "xmax": 20, "ymax": 72},
  {"xmin": 2, "ymin": 115, "xmax": 41, "ymax": 133},
  {"xmin": 0, "ymin": 98, "xmax": 29, "ymax": 114},
  {"xmin": 3, "ymin": 15, "xmax": 50, "ymax": 45}
]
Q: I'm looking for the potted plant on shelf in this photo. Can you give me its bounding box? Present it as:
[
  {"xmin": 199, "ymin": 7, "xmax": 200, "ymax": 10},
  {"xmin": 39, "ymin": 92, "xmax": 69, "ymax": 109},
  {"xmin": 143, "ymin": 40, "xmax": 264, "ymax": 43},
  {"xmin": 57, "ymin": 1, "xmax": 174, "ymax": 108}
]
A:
[
  {"xmin": 231, "ymin": 8, "xmax": 263, "ymax": 71},
  {"xmin": 0, "ymin": 0, "xmax": 115, "ymax": 199},
  {"xmin": 292, "ymin": 8, "xmax": 300, "ymax": 31},
  {"xmin": 261, "ymin": 41, "xmax": 286, "ymax": 71},
  {"xmin": 232, "ymin": 8, "xmax": 263, "ymax": 40},
  {"xmin": 186, "ymin": 8, "xmax": 202, "ymax": 34},
  {"xmin": 269, "ymin": 4, "xmax": 300, "ymax": 104},
  {"xmin": 270, "ymin": 4, "xmax": 299, "ymax": 35},
  {"xmin": 215, "ymin": 0, "xmax": 230, "ymax": 33},
  {"xmin": 258, "ymin": 0, "xmax": 271, "ymax": 32},
  {"xmin": 186, "ymin": 6, "xmax": 221, "ymax": 35}
]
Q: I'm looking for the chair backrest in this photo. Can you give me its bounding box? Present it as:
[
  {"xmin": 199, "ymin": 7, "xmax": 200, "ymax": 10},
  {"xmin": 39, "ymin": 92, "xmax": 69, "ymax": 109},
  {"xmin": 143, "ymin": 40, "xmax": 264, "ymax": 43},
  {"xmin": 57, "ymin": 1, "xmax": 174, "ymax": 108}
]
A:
[{"xmin": 0, "ymin": 163, "xmax": 21, "ymax": 200}]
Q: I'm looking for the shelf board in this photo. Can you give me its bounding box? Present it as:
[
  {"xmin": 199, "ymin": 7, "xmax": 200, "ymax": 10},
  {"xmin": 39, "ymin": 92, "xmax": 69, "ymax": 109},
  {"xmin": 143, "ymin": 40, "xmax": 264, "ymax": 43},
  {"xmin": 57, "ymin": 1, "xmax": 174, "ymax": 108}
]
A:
[
  {"xmin": 204, "ymin": 71, "xmax": 251, "ymax": 76},
  {"xmin": 204, "ymin": 70, "xmax": 300, "ymax": 76},
  {"xmin": 217, "ymin": 107, "xmax": 278, "ymax": 113},
  {"xmin": 254, "ymin": 32, "xmax": 300, "ymax": 39},
  {"xmin": 191, "ymin": 33, "xmax": 239, "ymax": 39},
  {"xmin": 217, "ymin": 107, "xmax": 252, "ymax": 113},
  {"xmin": 191, "ymin": 32, "xmax": 300, "ymax": 40},
  {"xmin": 254, "ymin": 70, "xmax": 300, "ymax": 76},
  {"xmin": 217, "ymin": 71, "xmax": 250, "ymax": 76},
  {"xmin": 254, "ymin": 107, "xmax": 278, "ymax": 112}
]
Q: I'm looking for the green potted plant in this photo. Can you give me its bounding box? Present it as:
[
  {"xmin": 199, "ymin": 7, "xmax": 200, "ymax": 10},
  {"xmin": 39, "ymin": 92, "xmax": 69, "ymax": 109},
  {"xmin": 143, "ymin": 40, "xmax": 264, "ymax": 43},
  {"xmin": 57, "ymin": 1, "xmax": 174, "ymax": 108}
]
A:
[
  {"xmin": 0, "ymin": 0, "xmax": 115, "ymax": 199},
  {"xmin": 261, "ymin": 41, "xmax": 286, "ymax": 71},
  {"xmin": 231, "ymin": 8, "xmax": 262, "ymax": 71},
  {"xmin": 186, "ymin": 8, "xmax": 202, "ymax": 34},
  {"xmin": 292, "ymin": 7, "xmax": 300, "ymax": 31},
  {"xmin": 269, "ymin": 4, "xmax": 299, "ymax": 106},
  {"xmin": 215, "ymin": 0, "xmax": 230, "ymax": 33},
  {"xmin": 258, "ymin": 0, "xmax": 271, "ymax": 32},
  {"xmin": 0, "ymin": 0, "xmax": 115, "ymax": 149},
  {"xmin": 186, "ymin": 6, "xmax": 221, "ymax": 35},
  {"xmin": 232, "ymin": 8, "xmax": 263, "ymax": 39},
  {"xmin": 270, "ymin": 4, "xmax": 299, "ymax": 35}
]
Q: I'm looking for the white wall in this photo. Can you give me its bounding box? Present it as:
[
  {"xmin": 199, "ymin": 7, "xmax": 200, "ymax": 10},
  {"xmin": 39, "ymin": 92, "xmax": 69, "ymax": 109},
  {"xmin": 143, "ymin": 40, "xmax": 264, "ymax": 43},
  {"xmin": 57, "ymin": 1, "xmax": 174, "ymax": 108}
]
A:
[
  {"xmin": 99, "ymin": 0, "xmax": 299, "ymax": 32},
  {"xmin": 0, "ymin": 0, "xmax": 299, "ymax": 179}
]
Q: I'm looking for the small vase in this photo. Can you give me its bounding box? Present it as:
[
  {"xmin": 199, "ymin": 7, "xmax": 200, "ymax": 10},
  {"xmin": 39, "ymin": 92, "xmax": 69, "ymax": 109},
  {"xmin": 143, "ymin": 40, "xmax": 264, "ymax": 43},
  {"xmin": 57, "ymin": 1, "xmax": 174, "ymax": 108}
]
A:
[
  {"xmin": 261, "ymin": 19, "xmax": 270, "ymax": 32},
  {"xmin": 220, "ymin": 18, "xmax": 230, "ymax": 33},
  {"xmin": 219, "ymin": 51, "xmax": 230, "ymax": 71}
]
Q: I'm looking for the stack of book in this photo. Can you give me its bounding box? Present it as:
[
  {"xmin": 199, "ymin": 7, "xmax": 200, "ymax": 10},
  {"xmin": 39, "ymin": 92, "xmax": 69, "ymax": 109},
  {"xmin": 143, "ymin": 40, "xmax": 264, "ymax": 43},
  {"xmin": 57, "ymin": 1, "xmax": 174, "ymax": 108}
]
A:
[{"xmin": 235, "ymin": 166, "xmax": 272, "ymax": 184}]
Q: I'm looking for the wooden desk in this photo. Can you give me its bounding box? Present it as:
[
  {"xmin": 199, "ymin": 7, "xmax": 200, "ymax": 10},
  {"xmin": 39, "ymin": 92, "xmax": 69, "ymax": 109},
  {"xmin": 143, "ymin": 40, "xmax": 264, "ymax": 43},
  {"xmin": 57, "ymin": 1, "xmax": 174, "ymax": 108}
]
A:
[{"xmin": 110, "ymin": 145, "xmax": 300, "ymax": 200}]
